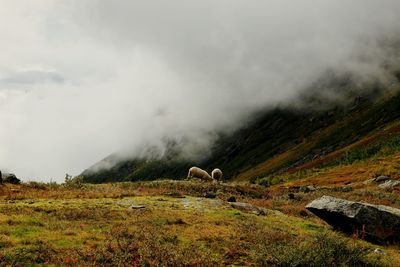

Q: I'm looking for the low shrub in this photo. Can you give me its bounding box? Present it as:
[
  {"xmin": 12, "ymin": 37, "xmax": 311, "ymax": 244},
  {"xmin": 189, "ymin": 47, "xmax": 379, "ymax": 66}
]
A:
[
  {"xmin": 268, "ymin": 232, "xmax": 385, "ymax": 267},
  {"xmin": 63, "ymin": 176, "xmax": 85, "ymax": 189}
]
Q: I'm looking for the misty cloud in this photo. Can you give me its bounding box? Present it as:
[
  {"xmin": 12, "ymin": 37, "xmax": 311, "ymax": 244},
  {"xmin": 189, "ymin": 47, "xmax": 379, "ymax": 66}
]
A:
[{"xmin": 0, "ymin": 1, "xmax": 400, "ymax": 181}]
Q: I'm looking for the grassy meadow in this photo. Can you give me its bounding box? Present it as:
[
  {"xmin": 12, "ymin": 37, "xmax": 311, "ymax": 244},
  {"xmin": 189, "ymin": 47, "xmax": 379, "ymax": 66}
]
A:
[{"xmin": 0, "ymin": 174, "xmax": 399, "ymax": 266}]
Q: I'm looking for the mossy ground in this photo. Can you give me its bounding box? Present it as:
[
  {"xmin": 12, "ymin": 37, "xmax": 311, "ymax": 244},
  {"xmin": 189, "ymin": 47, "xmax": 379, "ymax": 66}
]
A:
[{"xmin": 0, "ymin": 178, "xmax": 398, "ymax": 266}]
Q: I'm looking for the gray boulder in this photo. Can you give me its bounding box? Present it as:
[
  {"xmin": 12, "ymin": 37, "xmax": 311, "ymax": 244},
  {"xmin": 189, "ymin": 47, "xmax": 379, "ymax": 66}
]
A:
[
  {"xmin": 375, "ymin": 176, "xmax": 390, "ymax": 183},
  {"xmin": 378, "ymin": 180, "xmax": 400, "ymax": 190},
  {"xmin": 306, "ymin": 196, "xmax": 400, "ymax": 243},
  {"xmin": 2, "ymin": 173, "xmax": 20, "ymax": 184}
]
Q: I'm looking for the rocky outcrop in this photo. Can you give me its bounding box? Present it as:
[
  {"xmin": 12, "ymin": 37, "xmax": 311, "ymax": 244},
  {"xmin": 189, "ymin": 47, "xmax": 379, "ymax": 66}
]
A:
[
  {"xmin": 306, "ymin": 196, "xmax": 400, "ymax": 243},
  {"xmin": 378, "ymin": 180, "xmax": 400, "ymax": 190},
  {"xmin": 2, "ymin": 173, "xmax": 20, "ymax": 184}
]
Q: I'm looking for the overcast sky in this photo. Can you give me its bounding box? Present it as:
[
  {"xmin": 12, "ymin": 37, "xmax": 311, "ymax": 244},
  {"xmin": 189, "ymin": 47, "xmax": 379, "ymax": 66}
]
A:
[{"xmin": 0, "ymin": 1, "xmax": 400, "ymax": 181}]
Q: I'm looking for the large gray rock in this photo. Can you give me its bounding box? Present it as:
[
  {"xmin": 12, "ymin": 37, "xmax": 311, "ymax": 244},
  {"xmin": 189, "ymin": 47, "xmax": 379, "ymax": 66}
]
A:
[{"xmin": 306, "ymin": 196, "xmax": 400, "ymax": 243}]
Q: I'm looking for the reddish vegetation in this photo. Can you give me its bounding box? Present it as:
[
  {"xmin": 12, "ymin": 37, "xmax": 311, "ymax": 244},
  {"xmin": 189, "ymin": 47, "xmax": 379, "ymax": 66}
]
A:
[
  {"xmin": 236, "ymin": 121, "xmax": 400, "ymax": 181},
  {"xmin": 289, "ymin": 123, "xmax": 400, "ymax": 174}
]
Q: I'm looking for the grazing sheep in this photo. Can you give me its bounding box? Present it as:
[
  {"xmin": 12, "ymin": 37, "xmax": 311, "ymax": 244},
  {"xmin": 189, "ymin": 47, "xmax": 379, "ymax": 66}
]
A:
[
  {"xmin": 211, "ymin": 168, "xmax": 223, "ymax": 181},
  {"xmin": 187, "ymin": 167, "xmax": 213, "ymax": 181}
]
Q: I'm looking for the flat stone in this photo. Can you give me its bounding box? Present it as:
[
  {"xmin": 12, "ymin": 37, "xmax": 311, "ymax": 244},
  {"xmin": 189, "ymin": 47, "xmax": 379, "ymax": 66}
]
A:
[
  {"xmin": 231, "ymin": 202, "xmax": 264, "ymax": 215},
  {"xmin": 130, "ymin": 205, "xmax": 146, "ymax": 209}
]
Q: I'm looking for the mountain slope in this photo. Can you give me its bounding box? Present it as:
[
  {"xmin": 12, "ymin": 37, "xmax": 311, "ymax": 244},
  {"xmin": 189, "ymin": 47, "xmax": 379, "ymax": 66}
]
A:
[{"xmin": 82, "ymin": 75, "xmax": 400, "ymax": 183}]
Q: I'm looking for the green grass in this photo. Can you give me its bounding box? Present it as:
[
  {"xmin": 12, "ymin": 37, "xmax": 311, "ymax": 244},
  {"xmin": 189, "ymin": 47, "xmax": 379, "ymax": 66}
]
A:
[{"xmin": 0, "ymin": 180, "xmax": 397, "ymax": 266}]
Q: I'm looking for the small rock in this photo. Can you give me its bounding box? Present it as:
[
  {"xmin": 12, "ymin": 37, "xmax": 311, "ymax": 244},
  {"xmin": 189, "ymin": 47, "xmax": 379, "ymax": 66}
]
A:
[
  {"xmin": 299, "ymin": 210, "xmax": 308, "ymax": 217},
  {"xmin": 10, "ymin": 189, "xmax": 20, "ymax": 193},
  {"xmin": 163, "ymin": 192, "xmax": 185, "ymax": 198},
  {"xmin": 373, "ymin": 248, "xmax": 386, "ymax": 255},
  {"xmin": 332, "ymin": 186, "xmax": 353, "ymax": 192},
  {"xmin": 231, "ymin": 202, "xmax": 265, "ymax": 215},
  {"xmin": 307, "ymin": 185, "xmax": 317, "ymax": 192},
  {"xmin": 299, "ymin": 185, "xmax": 316, "ymax": 193},
  {"xmin": 378, "ymin": 180, "xmax": 400, "ymax": 190},
  {"xmin": 167, "ymin": 218, "xmax": 186, "ymax": 225},
  {"xmin": 227, "ymin": 196, "xmax": 236, "ymax": 202},
  {"xmin": 288, "ymin": 193, "xmax": 302, "ymax": 201},
  {"xmin": 375, "ymin": 176, "xmax": 390, "ymax": 183},
  {"xmin": 204, "ymin": 192, "xmax": 216, "ymax": 199},
  {"xmin": 130, "ymin": 205, "xmax": 146, "ymax": 209},
  {"xmin": 340, "ymin": 186, "xmax": 353, "ymax": 192},
  {"xmin": 299, "ymin": 186, "xmax": 309, "ymax": 193}
]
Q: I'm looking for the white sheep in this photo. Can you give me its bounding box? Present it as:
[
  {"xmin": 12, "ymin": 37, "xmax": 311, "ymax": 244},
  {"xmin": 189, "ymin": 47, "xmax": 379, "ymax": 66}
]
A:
[
  {"xmin": 211, "ymin": 168, "xmax": 223, "ymax": 181},
  {"xmin": 187, "ymin": 166, "xmax": 213, "ymax": 181}
]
